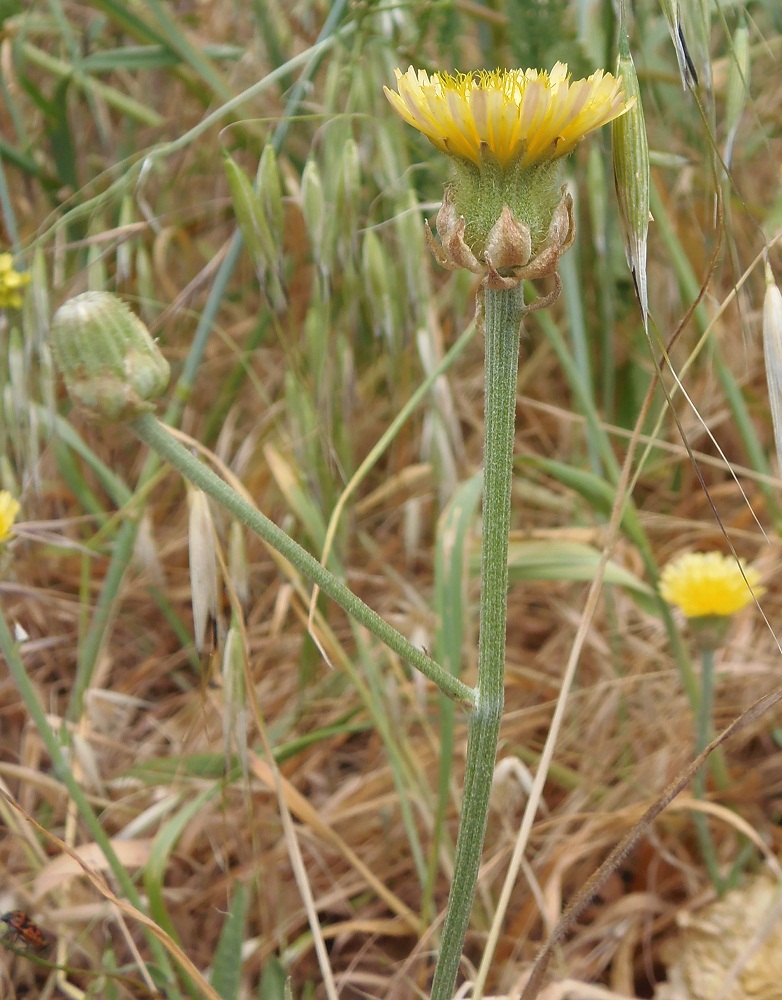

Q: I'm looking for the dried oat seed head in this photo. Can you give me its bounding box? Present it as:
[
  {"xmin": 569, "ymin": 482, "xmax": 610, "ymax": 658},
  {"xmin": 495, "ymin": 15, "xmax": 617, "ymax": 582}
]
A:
[{"xmin": 188, "ymin": 488, "xmax": 219, "ymax": 655}]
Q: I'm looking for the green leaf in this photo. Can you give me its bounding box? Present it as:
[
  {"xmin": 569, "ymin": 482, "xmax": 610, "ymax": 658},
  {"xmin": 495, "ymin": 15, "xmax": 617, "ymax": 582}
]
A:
[
  {"xmin": 518, "ymin": 456, "xmax": 646, "ymax": 547},
  {"xmin": 81, "ymin": 44, "xmax": 243, "ymax": 73},
  {"xmin": 211, "ymin": 883, "xmax": 247, "ymax": 1000},
  {"xmin": 144, "ymin": 785, "xmax": 218, "ymax": 940},
  {"xmin": 259, "ymin": 957, "xmax": 288, "ymax": 1000},
  {"xmin": 501, "ymin": 538, "xmax": 653, "ymax": 599}
]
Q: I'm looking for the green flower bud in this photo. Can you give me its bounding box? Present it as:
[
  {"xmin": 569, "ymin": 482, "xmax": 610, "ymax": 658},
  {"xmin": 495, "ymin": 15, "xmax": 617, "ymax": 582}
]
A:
[{"xmin": 50, "ymin": 291, "xmax": 170, "ymax": 422}]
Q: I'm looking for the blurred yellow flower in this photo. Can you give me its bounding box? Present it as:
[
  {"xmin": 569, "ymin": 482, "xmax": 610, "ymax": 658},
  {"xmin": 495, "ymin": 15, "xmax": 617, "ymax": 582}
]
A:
[
  {"xmin": 384, "ymin": 64, "xmax": 631, "ymax": 170},
  {"xmin": 660, "ymin": 552, "xmax": 762, "ymax": 618},
  {"xmin": 0, "ymin": 491, "xmax": 20, "ymax": 543},
  {"xmin": 0, "ymin": 253, "xmax": 30, "ymax": 309}
]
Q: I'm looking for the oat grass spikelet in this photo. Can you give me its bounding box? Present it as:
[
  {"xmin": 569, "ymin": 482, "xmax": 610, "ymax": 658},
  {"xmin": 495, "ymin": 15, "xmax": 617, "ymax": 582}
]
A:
[
  {"xmin": 0, "ymin": 254, "xmax": 30, "ymax": 309},
  {"xmin": 660, "ymin": 552, "xmax": 762, "ymax": 619},
  {"xmin": 0, "ymin": 491, "xmax": 19, "ymax": 544}
]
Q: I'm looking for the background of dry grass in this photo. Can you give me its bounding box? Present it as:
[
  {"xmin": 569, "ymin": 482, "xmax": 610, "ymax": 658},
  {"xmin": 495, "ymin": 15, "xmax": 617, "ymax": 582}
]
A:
[{"xmin": 2, "ymin": 0, "xmax": 782, "ymax": 997}]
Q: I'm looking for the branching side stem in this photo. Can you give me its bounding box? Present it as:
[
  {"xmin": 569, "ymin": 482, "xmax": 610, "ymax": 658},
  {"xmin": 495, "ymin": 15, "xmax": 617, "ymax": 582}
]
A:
[{"xmin": 130, "ymin": 412, "xmax": 475, "ymax": 709}]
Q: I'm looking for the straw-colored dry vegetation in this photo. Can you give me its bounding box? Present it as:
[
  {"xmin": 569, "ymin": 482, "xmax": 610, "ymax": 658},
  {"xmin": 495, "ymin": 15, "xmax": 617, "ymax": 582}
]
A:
[{"xmin": 2, "ymin": 1, "xmax": 782, "ymax": 998}]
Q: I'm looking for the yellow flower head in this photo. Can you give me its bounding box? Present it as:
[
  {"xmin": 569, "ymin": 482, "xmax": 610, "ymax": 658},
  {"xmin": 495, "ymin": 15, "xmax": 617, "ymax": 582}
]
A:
[
  {"xmin": 659, "ymin": 552, "xmax": 763, "ymax": 619},
  {"xmin": 384, "ymin": 63, "xmax": 632, "ymax": 171},
  {"xmin": 0, "ymin": 253, "xmax": 30, "ymax": 309},
  {"xmin": 0, "ymin": 490, "xmax": 20, "ymax": 544}
]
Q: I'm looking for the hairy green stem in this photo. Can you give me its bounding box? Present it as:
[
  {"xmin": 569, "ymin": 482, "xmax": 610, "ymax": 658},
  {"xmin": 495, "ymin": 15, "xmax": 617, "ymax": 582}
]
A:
[
  {"xmin": 693, "ymin": 646, "xmax": 723, "ymax": 891},
  {"xmin": 430, "ymin": 286, "xmax": 523, "ymax": 999},
  {"xmin": 129, "ymin": 412, "xmax": 474, "ymax": 708}
]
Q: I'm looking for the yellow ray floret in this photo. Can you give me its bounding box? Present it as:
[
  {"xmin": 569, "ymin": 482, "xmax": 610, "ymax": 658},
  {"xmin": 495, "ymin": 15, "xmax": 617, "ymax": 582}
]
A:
[
  {"xmin": 0, "ymin": 490, "xmax": 20, "ymax": 544},
  {"xmin": 659, "ymin": 552, "xmax": 763, "ymax": 619},
  {"xmin": 0, "ymin": 253, "xmax": 30, "ymax": 309},
  {"xmin": 384, "ymin": 64, "xmax": 632, "ymax": 170}
]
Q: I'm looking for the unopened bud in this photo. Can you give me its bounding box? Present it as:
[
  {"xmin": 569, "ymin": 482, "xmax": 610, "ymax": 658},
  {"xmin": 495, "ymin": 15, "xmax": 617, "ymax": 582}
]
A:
[{"xmin": 50, "ymin": 291, "xmax": 169, "ymax": 422}]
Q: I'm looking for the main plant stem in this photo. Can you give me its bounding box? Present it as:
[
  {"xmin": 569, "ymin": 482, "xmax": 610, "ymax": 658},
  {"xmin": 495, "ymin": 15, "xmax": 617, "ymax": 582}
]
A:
[{"xmin": 431, "ymin": 285, "xmax": 524, "ymax": 999}]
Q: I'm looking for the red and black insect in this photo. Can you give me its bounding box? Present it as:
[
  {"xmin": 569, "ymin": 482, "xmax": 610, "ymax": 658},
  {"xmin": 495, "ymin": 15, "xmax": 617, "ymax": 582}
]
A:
[{"xmin": 0, "ymin": 910, "xmax": 50, "ymax": 951}]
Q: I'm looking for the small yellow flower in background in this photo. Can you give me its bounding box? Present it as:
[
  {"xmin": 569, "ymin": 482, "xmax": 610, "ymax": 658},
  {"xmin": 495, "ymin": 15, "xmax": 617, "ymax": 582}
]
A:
[
  {"xmin": 0, "ymin": 491, "xmax": 20, "ymax": 544},
  {"xmin": 384, "ymin": 64, "xmax": 630, "ymax": 171},
  {"xmin": 0, "ymin": 253, "xmax": 30, "ymax": 309},
  {"xmin": 659, "ymin": 551, "xmax": 763, "ymax": 619}
]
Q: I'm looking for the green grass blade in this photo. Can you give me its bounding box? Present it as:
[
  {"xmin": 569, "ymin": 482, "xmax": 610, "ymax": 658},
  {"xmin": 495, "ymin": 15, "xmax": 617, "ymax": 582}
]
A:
[
  {"xmin": 211, "ymin": 883, "xmax": 247, "ymax": 1000},
  {"xmin": 424, "ymin": 473, "xmax": 483, "ymax": 920}
]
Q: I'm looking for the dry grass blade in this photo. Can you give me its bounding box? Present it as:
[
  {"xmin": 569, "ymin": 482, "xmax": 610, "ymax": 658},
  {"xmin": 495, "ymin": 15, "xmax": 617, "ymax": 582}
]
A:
[
  {"xmin": 0, "ymin": 790, "xmax": 221, "ymax": 1000},
  {"xmin": 520, "ymin": 685, "xmax": 782, "ymax": 1000},
  {"xmin": 248, "ymin": 754, "xmax": 421, "ymax": 934}
]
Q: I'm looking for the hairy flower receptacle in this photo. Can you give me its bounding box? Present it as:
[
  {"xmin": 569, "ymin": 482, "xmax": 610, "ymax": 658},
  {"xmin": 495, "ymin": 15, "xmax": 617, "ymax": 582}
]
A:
[{"xmin": 427, "ymin": 184, "xmax": 574, "ymax": 300}]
